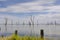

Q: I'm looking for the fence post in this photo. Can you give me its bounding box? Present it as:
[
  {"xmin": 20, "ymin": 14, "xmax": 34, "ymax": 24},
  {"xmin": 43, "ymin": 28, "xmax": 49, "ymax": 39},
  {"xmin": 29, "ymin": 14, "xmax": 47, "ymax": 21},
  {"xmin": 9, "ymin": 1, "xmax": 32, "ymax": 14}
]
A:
[{"xmin": 40, "ymin": 29, "xmax": 44, "ymax": 40}]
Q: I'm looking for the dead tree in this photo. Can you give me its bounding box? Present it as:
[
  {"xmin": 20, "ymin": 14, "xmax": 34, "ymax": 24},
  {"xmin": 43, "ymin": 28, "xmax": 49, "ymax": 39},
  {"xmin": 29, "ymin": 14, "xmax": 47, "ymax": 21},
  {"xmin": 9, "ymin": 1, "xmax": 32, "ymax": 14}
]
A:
[{"xmin": 5, "ymin": 18, "xmax": 8, "ymax": 32}]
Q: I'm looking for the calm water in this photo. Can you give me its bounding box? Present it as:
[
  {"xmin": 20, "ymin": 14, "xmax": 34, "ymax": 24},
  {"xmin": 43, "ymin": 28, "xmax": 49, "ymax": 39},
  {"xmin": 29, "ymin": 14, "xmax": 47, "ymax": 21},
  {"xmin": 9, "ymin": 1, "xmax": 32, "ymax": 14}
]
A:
[
  {"xmin": 0, "ymin": 25, "xmax": 60, "ymax": 40},
  {"xmin": 0, "ymin": 25, "xmax": 60, "ymax": 36}
]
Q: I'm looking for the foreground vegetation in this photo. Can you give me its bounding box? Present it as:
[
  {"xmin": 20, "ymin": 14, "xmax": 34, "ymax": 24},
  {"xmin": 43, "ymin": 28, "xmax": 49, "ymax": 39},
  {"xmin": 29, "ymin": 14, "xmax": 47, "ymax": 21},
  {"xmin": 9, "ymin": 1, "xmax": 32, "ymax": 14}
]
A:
[{"xmin": 0, "ymin": 35, "xmax": 53, "ymax": 40}]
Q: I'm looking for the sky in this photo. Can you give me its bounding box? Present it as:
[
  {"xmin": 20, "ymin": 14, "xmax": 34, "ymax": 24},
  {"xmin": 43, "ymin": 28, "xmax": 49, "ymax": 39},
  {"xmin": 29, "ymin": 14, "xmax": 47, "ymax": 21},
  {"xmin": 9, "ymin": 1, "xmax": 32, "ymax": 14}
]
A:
[{"xmin": 0, "ymin": 0, "xmax": 60, "ymax": 24}]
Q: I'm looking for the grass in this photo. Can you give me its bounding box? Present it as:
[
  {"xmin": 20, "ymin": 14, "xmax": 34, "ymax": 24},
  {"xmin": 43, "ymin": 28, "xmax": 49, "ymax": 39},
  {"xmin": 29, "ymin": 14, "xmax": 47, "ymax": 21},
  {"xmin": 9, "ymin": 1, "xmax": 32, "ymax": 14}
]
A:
[{"xmin": 0, "ymin": 35, "xmax": 55, "ymax": 40}]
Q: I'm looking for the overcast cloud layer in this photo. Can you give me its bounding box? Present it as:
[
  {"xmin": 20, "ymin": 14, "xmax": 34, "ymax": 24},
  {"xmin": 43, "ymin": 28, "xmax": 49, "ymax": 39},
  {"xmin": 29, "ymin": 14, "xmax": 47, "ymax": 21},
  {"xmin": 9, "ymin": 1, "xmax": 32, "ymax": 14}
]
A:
[
  {"xmin": 0, "ymin": 0, "xmax": 60, "ymax": 24},
  {"xmin": 0, "ymin": 0, "xmax": 60, "ymax": 22}
]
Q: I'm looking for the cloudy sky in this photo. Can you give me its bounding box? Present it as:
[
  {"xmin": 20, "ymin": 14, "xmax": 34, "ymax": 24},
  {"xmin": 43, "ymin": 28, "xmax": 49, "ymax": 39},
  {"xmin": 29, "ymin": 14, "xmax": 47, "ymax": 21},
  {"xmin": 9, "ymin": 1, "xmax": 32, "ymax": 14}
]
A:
[{"xmin": 0, "ymin": 0, "xmax": 60, "ymax": 24}]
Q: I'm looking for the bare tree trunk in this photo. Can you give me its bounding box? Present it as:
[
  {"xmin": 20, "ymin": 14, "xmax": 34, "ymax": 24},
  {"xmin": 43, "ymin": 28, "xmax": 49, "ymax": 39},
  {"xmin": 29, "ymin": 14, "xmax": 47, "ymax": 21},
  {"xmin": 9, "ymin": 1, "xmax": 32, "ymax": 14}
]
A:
[{"xmin": 5, "ymin": 18, "xmax": 8, "ymax": 32}]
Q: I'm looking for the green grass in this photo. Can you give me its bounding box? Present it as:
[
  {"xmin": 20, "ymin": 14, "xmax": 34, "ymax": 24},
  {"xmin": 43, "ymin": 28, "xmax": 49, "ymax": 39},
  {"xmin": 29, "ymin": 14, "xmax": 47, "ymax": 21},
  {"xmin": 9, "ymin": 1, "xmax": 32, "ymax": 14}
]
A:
[{"xmin": 0, "ymin": 36, "xmax": 54, "ymax": 40}]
